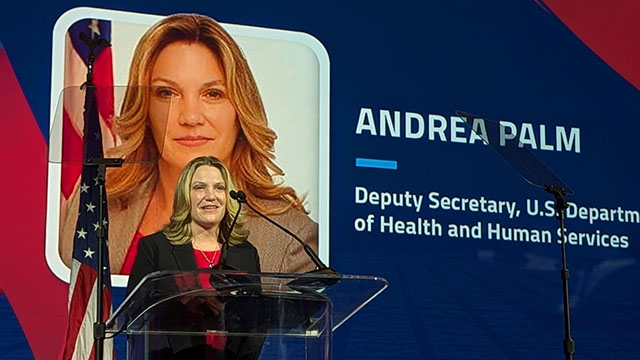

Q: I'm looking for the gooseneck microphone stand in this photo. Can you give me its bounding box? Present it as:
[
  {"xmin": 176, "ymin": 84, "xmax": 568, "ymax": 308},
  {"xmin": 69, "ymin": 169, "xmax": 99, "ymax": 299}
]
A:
[
  {"xmin": 217, "ymin": 196, "xmax": 243, "ymax": 268},
  {"xmin": 544, "ymin": 185, "xmax": 575, "ymax": 360},
  {"xmin": 79, "ymin": 31, "xmax": 121, "ymax": 360},
  {"xmin": 229, "ymin": 190, "xmax": 335, "ymax": 274}
]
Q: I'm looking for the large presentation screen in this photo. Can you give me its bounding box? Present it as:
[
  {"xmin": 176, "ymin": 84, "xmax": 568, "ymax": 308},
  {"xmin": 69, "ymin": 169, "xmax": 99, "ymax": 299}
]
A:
[{"xmin": 0, "ymin": 1, "xmax": 639, "ymax": 359}]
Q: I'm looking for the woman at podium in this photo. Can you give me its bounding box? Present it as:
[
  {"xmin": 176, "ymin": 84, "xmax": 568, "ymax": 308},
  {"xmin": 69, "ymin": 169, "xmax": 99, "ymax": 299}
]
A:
[{"xmin": 126, "ymin": 155, "xmax": 262, "ymax": 359}]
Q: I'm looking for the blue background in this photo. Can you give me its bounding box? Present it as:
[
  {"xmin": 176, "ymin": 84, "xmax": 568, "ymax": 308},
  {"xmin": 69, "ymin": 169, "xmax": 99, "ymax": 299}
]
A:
[{"xmin": 1, "ymin": 1, "xmax": 639, "ymax": 359}]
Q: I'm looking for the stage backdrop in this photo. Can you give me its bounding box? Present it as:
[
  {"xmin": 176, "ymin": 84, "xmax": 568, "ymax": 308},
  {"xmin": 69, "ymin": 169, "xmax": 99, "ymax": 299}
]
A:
[{"xmin": 1, "ymin": 1, "xmax": 639, "ymax": 359}]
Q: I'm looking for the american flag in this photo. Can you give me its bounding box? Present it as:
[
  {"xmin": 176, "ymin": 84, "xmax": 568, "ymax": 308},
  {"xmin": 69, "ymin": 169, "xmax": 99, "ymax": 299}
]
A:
[
  {"xmin": 61, "ymin": 22, "xmax": 114, "ymax": 360},
  {"xmin": 62, "ymin": 19, "xmax": 114, "ymax": 199}
]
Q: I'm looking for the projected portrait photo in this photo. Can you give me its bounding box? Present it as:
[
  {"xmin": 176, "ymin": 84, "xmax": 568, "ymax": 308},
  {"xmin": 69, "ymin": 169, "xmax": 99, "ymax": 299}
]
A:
[{"xmin": 46, "ymin": 9, "xmax": 329, "ymax": 285}]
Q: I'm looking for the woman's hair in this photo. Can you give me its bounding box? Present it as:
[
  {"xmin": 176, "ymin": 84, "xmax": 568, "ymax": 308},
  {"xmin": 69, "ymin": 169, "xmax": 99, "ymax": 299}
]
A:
[
  {"xmin": 162, "ymin": 156, "xmax": 247, "ymax": 245},
  {"xmin": 107, "ymin": 13, "xmax": 305, "ymax": 215}
]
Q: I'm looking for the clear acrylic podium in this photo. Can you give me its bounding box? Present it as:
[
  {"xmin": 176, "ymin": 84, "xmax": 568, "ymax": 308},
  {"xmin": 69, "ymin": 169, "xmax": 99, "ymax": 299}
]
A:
[{"xmin": 106, "ymin": 270, "xmax": 388, "ymax": 359}]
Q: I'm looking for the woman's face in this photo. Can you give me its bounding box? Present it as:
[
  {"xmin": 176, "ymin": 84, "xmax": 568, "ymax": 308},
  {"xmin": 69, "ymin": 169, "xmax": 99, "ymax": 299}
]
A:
[
  {"xmin": 148, "ymin": 41, "xmax": 239, "ymax": 169},
  {"xmin": 189, "ymin": 165, "xmax": 227, "ymax": 231}
]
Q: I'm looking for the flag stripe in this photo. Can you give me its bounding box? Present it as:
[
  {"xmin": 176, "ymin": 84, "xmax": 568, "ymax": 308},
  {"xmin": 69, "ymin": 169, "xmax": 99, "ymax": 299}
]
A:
[
  {"xmin": 63, "ymin": 262, "xmax": 96, "ymax": 359},
  {"xmin": 69, "ymin": 275, "xmax": 113, "ymax": 360},
  {"xmin": 94, "ymin": 48, "xmax": 114, "ymax": 128},
  {"xmin": 61, "ymin": 108, "xmax": 83, "ymax": 199},
  {"xmin": 71, "ymin": 270, "xmax": 98, "ymax": 360}
]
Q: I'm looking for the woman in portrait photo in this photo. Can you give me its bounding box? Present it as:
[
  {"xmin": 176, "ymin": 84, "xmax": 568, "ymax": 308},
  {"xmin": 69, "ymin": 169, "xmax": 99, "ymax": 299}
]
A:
[{"xmin": 59, "ymin": 13, "xmax": 318, "ymax": 275}]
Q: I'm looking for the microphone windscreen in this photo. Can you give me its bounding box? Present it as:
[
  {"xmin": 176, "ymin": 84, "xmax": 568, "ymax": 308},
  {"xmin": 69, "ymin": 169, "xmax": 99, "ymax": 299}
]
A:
[{"xmin": 229, "ymin": 190, "xmax": 238, "ymax": 200}]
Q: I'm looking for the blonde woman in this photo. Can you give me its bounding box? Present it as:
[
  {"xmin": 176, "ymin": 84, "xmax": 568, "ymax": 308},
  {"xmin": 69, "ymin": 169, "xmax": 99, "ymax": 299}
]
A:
[
  {"xmin": 59, "ymin": 14, "xmax": 317, "ymax": 274},
  {"xmin": 125, "ymin": 156, "xmax": 258, "ymax": 293},
  {"xmin": 126, "ymin": 156, "xmax": 262, "ymax": 359}
]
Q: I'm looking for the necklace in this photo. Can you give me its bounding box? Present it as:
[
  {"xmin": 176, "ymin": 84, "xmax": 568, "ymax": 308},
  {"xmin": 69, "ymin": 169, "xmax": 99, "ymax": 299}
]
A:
[
  {"xmin": 198, "ymin": 248, "xmax": 215, "ymax": 268},
  {"xmin": 193, "ymin": 238, "xmax": 219, "ymax": 268}
]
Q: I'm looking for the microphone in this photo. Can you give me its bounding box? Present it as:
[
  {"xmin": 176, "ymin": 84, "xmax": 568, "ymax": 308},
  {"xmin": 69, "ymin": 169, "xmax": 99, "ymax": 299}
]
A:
[
  {"xmin": 229, "ymin": 190, "xmax": 244, "ymax": 202},
  {"xmin": 228, "ymin": 190, "xmax": 243, "ymax": 231},
  {"xmin": 230, "ymin": 190, "xmax": 335, "ymax": 274}
]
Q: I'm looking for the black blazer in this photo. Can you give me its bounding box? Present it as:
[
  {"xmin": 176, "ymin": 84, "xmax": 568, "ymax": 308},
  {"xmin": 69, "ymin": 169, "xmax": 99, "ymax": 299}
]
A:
[
  {"xmin": 125, "ymin": 231, "xmax": 262, "ymax": 360},
  {"xmin": 126, "ymin": 231, "xmax": 261, "ymax": 296}
]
